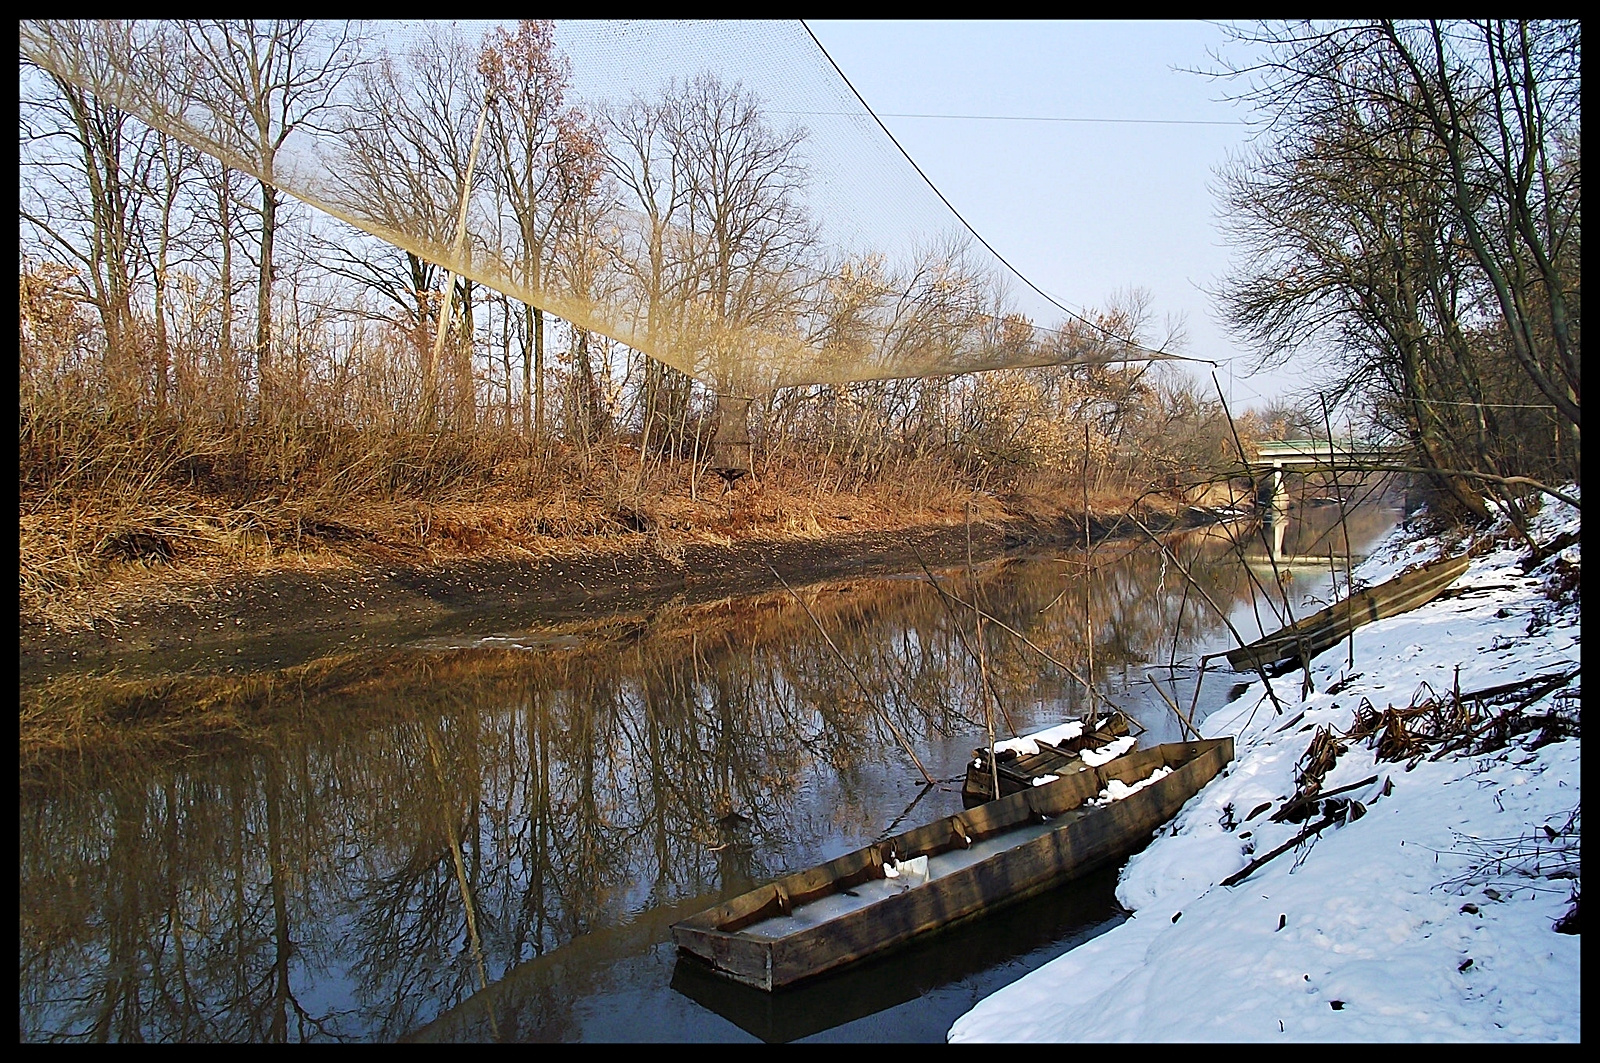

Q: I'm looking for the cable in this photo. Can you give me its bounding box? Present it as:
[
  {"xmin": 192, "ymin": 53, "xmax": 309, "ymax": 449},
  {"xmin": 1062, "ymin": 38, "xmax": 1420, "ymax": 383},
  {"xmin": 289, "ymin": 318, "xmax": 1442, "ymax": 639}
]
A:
[
  {"xmin": 771, "ymin": 109, "xmax": 1243, "ymax": 126},
  {"xmin": 800, "ymin": 20, "xmax": 1212, "ymax": 366},
  {"xmin": 1415, "ymin": 398, "xmax": 1558, "ymax": 410}
]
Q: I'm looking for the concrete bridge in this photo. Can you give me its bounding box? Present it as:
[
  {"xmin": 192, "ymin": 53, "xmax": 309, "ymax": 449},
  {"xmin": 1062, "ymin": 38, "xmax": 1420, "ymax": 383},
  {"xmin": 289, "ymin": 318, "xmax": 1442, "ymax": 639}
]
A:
[
  {"xmin": 1245, "ymin": 439, "xmax": 1397, "ymax": 568},
  {"xmin": 1250, "ymin": 439, "xmax": 1396, "ymax": 512}
]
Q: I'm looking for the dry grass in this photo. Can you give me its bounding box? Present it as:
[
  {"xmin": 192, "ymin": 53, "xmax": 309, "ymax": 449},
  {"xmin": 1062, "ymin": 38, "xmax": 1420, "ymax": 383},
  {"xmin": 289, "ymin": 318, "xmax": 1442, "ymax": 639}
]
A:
[{"xmin": 18, "ymin": 406, "xmax": 1045, "ymax": 633}]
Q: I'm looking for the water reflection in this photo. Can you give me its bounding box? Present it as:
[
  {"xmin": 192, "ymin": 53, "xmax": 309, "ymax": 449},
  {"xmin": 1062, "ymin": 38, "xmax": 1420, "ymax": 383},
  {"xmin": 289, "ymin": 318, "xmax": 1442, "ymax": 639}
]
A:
[{"xmin": 19, "ymin": 503, "xmax": 1399, "ymax": 1042}]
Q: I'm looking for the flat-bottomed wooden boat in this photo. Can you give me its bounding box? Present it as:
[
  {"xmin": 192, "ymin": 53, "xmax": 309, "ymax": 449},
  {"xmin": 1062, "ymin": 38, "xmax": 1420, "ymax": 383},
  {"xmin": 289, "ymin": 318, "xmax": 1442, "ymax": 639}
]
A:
[
  {"xmin": 1226, "ymin": 553, "xmax": 1469, "ymax": 674},
  {"xmin": 671, "ymin": 737, "xmax": 1234, "ymax": 991}
]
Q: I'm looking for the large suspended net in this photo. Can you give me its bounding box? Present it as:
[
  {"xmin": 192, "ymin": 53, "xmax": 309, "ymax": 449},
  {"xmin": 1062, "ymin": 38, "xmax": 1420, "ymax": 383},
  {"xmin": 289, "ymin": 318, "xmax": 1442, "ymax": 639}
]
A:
[{"xmin": 19, "ymin": 19, "xmax": 1192, "ymax": 394}]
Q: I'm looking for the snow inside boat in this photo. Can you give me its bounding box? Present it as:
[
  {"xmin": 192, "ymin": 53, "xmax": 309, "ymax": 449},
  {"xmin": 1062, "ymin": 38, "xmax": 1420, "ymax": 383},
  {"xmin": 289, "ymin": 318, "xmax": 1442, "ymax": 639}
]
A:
[{"xmin": 961, "ymin": 710, "xmax": 1138, "ymax": 805}]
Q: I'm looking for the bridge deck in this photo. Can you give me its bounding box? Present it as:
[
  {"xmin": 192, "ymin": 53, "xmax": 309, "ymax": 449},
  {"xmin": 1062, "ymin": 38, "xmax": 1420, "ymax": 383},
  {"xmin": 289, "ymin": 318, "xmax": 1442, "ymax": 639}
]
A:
[{"xmin": 1252, "ymin": 439, "xmax": 1396, "ymax": 469}]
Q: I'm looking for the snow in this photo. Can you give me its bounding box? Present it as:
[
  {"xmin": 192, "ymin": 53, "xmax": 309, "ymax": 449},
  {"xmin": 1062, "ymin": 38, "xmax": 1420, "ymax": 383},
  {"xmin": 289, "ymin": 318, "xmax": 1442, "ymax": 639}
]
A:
[
  {"xmin": 950, "ymin": 489, "xmax": 1581, "ymax": 1043},
  {"xmin": 1080, "ymin": 735, "xmax": 1136, "ymax": 767},
  {"xmin": 993, "ymin": 720, "xmax": 1087, "ymax": 758},
  {"xmin": 1087, "ymin": 766, "xmax": 1173, "ymax": 807}
]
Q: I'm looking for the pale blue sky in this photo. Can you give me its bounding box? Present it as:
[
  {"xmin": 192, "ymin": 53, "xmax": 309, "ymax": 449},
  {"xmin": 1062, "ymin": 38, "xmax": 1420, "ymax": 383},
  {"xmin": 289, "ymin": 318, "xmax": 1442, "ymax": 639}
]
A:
[{"xmin": 805, "ymin": 20, "xmax": 1297, "ymax": 412}]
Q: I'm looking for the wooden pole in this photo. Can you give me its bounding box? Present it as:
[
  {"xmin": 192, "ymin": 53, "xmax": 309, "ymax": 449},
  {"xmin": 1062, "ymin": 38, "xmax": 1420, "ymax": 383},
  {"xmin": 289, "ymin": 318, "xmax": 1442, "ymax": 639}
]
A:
[
  {"xmin": 1083, "ymin": 424, "xmax": 1096, "ymax": 728},
  {"xmin": 1322, "ymin": 394, "xmax": 1358, "ymax": 671},
  {"xmin": 1126, "ymin": 514, "xmax": 1291, "ymax": 719},
  {"xmin": 430, "ymin": 90, "xmax": 494, "ymax": 424},
  {"xmin": 911, "ymin": 550, "xmax": 1018, "ymax": 735},
  {"xmin": 919, "ymin": 568, "xmax": 1125, "ymax": 725},
  {"xmin": 968, "ymin": 500, "xmax": 999, "ymax": 800}
]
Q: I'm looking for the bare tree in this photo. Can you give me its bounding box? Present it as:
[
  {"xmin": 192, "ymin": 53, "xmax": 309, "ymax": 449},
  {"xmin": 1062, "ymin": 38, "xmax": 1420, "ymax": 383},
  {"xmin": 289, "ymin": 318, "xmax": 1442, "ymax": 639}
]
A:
[
  {"xmin": 336, "ymin": 24, "xmax": 488, "ymax": 427},
  {"xmin": 145, "ymin": 126, "xmax": 203, "ymax": 415},
  {"xmin": 668, "ymin": 73, "xmax": 817, "ymax": 381},
  {"xmin": 177, "ymin": 19, "xmax": 367, "ymax": 414},
  {"xmin": 1211, "ymin": 19, "xmax": 1581, "ymax": 501},
  {"xmin": 603, "ymin": 92, "xmax": 694, "ymax": 456},
  {"xmin": 479, "ymin": 19, "xmax": 602, "ymax": 443},
  {"xmin": 1377, "ymin": 21, "xmax": 1581, "ymax": 440},
  {"xmin": 551, "ymin": 162, "xmax": 621, "ymax": 444},
  {"xmin": 657, "ymin": 73, "xmax": 818, "ymax": 480},
  {"xmin": 20, "ymin": 21, "xmax": 160, "ymax": 410},
  {"xmin": 187, "ymin": 155, "xmax": 248, "ymax": 421}
]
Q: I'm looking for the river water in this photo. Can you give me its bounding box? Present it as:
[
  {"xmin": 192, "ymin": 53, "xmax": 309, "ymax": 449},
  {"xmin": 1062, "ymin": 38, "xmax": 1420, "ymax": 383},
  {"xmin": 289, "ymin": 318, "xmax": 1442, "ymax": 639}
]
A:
[{"xmin": 19, "ymin": 501, "xmax": 1402, "ymax": 1042}]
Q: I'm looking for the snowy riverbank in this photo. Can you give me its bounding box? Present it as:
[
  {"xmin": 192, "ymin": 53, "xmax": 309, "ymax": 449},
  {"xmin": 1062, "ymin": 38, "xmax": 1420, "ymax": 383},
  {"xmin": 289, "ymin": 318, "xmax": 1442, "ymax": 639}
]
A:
[{"xmin": 950, "ymin": 490, "xmax": 1581, "ymax": 1042}]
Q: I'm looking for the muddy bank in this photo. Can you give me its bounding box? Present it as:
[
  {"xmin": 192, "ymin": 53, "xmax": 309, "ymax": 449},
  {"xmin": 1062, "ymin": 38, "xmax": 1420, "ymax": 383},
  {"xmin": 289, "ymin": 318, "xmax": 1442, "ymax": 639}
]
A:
[{"xmin": 19, "ymin": 506, "xmax": 1220, "ymax": 690}]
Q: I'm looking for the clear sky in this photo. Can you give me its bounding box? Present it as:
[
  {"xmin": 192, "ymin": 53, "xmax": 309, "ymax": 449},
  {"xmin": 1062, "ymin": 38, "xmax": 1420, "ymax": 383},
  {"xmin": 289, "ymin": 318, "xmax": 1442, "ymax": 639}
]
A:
[{"xmin": 805, "ymin": 20, "xmax": 1295, "ymax": 412}]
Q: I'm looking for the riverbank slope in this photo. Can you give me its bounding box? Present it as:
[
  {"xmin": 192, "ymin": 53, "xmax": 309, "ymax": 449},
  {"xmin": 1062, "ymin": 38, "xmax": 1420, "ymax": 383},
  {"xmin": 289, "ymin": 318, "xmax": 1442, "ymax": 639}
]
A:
[
  {"xmin": 20, "ymin": 486, "xmax": 1207, "ymax": 687},
  {"xmin": 950, "ymin": 489, "xmax": 1580, "ymax": 1042}
]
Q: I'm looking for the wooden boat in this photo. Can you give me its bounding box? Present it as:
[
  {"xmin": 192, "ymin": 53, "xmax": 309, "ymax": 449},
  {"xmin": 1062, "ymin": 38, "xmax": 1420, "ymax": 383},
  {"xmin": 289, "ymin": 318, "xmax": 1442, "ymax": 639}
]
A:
[
  {"xmin": 669, "ymin": 859, "xmax": 1126, "ymax": 1042},
  {"xmin": 961, "ymin": 710, "xmax": 1137, "ymax": 805},
  {"xmin": 1226, "ymin": 552, "xmax": 1470, "ymax": 675},
  {"xmin": 671, "ymin": 737, "xmax": 1234, "ymax": 991}
]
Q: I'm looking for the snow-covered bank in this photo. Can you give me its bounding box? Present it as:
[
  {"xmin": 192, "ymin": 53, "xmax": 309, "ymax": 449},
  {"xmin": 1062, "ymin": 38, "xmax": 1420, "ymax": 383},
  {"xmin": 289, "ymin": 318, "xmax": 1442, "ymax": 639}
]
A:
[{"xmin": 950, "ymin": 492, "xmax": 1581, "ymax": 1042}]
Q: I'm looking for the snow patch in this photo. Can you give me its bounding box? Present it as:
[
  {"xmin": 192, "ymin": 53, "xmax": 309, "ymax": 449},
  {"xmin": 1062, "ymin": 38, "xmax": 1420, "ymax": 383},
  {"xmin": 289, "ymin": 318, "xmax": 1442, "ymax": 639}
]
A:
[{"xmin": 951, "ymin": 496, "xmax": 1581, "ymax": 1043}]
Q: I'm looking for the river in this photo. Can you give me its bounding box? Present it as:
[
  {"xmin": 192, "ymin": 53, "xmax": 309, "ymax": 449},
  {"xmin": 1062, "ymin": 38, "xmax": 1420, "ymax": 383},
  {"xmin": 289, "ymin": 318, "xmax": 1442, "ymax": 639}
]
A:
[{"xmin": 19, "ymin": 499, "xmax": 1403, "ymax": 1042}]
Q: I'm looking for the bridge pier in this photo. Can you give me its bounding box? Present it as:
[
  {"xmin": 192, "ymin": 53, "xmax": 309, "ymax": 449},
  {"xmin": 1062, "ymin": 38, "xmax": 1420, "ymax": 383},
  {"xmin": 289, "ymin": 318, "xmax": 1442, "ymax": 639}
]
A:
[
  {"xmin": 1247, "ymin": 439, "xmax": 1390, "ymax": 565},
  {"xmin": 1266, "ymin": 503, "xmax": 1288, "ymax": 561},
  {"xmin": 1264, "ymin": 463, "xmax": 1287, "ymax": 515},
  {"xmin": 1251, "ymin": 438, "xmax": 1387, "ymax": 515}
]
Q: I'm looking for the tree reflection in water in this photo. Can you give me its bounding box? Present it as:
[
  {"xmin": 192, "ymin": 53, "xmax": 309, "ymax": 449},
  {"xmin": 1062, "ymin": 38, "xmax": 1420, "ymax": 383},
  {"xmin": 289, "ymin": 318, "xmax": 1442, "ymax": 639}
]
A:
[{"xmin": 19, "ymin": 504, "xmax": 1397, "ymax": 1041}]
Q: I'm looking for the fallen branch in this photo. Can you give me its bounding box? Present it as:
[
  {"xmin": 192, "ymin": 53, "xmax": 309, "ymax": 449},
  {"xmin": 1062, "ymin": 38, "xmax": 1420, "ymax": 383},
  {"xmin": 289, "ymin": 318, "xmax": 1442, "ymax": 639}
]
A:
[
  {"xmin": 1456, "ymin": 669, "xmax": 1579, "ymax": 706},
  {"xmin": 1222, "ymin": 813, "xmax": 1340, "ymax": 887},
  {"xmin": 1427, "ymin": 670, "xmax": 1581, "ymax": 761},
  {"xmin": 1270, "ymin": 773, "xmax": 1380, "ymax": 823},
  {"xmin": 1521, "ymin": 529, "xmax": 1581, "ymax": 572}
]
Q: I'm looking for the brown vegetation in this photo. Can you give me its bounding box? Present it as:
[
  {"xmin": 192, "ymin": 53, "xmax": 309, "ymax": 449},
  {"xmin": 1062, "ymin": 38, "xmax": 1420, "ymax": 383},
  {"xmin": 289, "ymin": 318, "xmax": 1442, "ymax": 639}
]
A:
[{"xmin": 20, "ymin": 20, "xmax": 1250, "ymax": 645}]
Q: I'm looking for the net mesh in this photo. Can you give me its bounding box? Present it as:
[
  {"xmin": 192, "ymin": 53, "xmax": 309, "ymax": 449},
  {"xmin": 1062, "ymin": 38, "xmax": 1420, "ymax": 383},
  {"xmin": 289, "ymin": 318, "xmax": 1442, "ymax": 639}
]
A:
[{"xmin": 19, "ymin": 19, "xmax": 1189, "ymax": 391}]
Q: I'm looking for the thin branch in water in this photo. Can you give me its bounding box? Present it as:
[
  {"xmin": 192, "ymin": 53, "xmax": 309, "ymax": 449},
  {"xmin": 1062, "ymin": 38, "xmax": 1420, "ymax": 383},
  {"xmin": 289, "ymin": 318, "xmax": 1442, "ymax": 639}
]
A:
[
  {"xmin": 911, "ymin": 545, "xmax": 1018, "ymax": 736},
  {"xmin": 1124, "ymin": 512, "xmax": 1290, "ymax": 718},
  {"xmin": 763, "ymin": 557, "xmax": 935, "ymax": 786},
  {"xmin": 1147, "ymin": 675, "xmax": 1201, "ymax": 741}
]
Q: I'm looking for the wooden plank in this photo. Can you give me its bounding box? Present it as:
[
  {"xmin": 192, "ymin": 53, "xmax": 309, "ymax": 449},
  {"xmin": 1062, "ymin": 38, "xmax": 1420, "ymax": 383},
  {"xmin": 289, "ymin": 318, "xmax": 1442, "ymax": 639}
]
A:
[{"xmin": 671, "ymin": 924, "xmax": 775, "ymax": 990}]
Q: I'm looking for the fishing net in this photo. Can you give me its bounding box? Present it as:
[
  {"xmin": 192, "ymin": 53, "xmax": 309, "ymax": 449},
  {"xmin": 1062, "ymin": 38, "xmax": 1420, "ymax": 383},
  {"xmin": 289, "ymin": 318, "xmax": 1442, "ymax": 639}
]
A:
[{"xmin": 19, "ymin": 19, "xmax": 1190, "ymax": 393}]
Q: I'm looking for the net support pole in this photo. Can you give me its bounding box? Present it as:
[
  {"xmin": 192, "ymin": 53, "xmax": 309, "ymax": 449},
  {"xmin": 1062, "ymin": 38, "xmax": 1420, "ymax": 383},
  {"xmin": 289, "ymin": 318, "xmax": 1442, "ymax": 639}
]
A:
[{"xmin": 429, "ymin": 90, "xmax": 495, "ymax": 416}]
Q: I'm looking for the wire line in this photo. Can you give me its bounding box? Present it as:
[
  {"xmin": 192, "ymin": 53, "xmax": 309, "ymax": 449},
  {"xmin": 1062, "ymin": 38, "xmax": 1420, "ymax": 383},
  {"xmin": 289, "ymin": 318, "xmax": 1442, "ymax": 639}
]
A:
[
  {"xmin": 800, "ymin": 20, "xmax": 1210, "ymax": 366},
  {"xmin": 772, "ymin": 109, "xmax": 1243, "ymax": 126}
]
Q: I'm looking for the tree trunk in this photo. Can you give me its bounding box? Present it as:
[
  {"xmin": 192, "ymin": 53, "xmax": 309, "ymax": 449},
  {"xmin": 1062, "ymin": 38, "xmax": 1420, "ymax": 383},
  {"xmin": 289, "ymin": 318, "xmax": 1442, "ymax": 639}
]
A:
[
  {"xmin": 454, "ymin": 277, "xmax": 476, "ymax": 428},
  {"xmin": 520, "ymin": 302, "xmax": 534, "ymax": 440},
  {"xmin": 533, "ymin": 305, "xmax": 545, "ymax": 444},
  {"xmin": 218, "ymin": 169, "xmax": 235, "ymax": 423},
  {"xmin": 153, "ymin": 226, "xmax": 169, "ymax": 416},
  {"xmin": 257, "ymin": 178, "xmax": 277, "ymax": 416},
  {"xmin": 408, "ymin": 251, "xmax": 436, "ymax": 425},
  {"xmin": 709, "ymin": 393, "xmax": 753, "ymax": 485},
  {"xmin": 574, "ymin": 329, "xmax": 609, "ymax": 442},
  {"xmin": 502, "ymin": 293, "xmax": 515, "ymax": 428}
]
